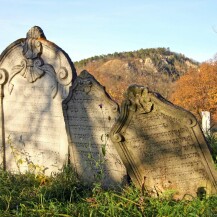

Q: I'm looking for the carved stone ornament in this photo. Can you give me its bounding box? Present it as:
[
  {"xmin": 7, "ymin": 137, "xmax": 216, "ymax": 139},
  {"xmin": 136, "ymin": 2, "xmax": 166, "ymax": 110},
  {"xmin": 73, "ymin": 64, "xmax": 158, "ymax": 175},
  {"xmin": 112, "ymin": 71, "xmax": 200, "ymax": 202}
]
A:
[
  {"xmin": 110, "ymin": 84, "xmax": 217, "ymax": 199},
  {"xmin": 1, "ymin": 26, "xmax": 76, "ymax": 99},
  {"xmin": 0, "ymin": 68, "xmax": 8, "ymax": 86},
  {"xmin": 62, "ymin": 70, "xmax": 127, "ymax": 187}
]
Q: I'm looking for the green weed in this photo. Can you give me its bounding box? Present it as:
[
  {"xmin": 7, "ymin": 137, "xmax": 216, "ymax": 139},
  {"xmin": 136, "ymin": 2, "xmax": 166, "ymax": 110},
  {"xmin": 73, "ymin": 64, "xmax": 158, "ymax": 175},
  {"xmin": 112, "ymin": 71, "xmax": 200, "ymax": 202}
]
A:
[
  {"xmin": 0, "ymin": 165, "xmax": 217, "ymax": 216},
  {"xmin": 1, "ymin": 134, "xmax": 217, "ymax": 216},
  {"xmin": 206, "ymin": 133, "xmax": 217, "ymax": 164}
]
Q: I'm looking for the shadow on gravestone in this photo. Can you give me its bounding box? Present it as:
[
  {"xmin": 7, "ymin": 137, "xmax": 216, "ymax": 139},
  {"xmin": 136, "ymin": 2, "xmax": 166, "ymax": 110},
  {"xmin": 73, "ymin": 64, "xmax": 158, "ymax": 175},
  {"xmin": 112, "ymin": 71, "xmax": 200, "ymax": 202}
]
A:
[
  {"xmin": 110, "ymin": 84, "xmax": 217, "ymax": 199},
  {"xmin": 0, "ymin": 26, "xmax": 76, "ymax": 175},
  {"xmin": 63, "ymin": 70, "xmax": 128, "ymax": 188}
]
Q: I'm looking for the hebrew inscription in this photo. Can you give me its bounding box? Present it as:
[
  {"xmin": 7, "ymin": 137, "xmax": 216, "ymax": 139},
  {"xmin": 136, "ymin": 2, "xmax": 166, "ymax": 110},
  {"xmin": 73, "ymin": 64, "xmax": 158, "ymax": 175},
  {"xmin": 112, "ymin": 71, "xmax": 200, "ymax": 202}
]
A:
[
  {"xmin": 63, "ymin": 70, "xmax": 127, "ymax": 187},
  {"xmin": 110, "ymin": 85, "xmax": 217, "ymax": 199},
  {"xmin": 0, "ymin": 26, "xmax": 76, "ymax": 174}
]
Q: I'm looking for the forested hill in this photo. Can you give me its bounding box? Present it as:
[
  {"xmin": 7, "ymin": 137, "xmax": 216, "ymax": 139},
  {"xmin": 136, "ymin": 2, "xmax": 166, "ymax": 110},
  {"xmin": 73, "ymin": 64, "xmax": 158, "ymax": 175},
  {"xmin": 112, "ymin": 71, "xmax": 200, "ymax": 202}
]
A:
[{"xmin": 74, "ymin": 48, "xmax": 199, "ymax": 104}]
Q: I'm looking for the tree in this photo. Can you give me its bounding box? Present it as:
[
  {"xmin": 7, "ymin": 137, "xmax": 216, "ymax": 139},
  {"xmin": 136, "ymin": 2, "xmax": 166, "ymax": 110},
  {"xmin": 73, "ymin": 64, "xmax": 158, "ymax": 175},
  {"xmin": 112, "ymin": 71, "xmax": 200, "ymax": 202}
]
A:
[{"xmin": 170, "ymin": 59, "xmax": 217, "ymax": 122}]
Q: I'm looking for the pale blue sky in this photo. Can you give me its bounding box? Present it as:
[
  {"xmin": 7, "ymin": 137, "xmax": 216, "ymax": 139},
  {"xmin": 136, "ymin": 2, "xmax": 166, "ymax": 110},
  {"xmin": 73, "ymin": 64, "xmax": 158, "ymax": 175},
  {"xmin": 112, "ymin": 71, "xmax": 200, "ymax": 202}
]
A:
[{"xmin": 0, "ymin": 0, "xmax": 217, "ymax": 62}]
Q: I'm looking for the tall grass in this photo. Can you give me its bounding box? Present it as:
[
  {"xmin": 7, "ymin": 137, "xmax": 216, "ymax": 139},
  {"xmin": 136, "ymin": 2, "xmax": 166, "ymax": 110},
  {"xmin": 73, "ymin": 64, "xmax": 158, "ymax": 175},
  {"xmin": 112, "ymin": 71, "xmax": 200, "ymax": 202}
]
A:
[
  {"xmin": 0, "ymin": 165, "xmax": 217, "ymax": 216},
  {"xmin": 0, "ymin": 135, "xmax": 217, "ymax": 216}
]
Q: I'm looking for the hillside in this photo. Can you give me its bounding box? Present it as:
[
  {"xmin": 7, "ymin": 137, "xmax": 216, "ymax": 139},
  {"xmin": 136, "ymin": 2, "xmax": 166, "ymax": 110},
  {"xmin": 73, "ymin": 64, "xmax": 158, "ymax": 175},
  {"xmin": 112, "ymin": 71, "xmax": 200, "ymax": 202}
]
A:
[{"xmin": 74, "ymin": 48, "xmax": 199, "ymax": 104}]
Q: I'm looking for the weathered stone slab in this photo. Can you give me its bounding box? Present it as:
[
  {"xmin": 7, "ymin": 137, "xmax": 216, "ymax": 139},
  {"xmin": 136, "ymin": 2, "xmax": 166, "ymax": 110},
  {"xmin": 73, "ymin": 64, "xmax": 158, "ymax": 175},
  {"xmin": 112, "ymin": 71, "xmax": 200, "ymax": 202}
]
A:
[
  {"xmin": 0, "ymin": 26, "xmax": 76, "ymax": 174},
  {"xmin": 63, "ymin": 70, "xmax": 127, "ymax": 187},
  {"xmin": 110, "ymin": 84, "xmax": 217, "ymax": 199},
  {"xmin": 201, "ymin": 111, "xmax": 211, "ymax": 136}
]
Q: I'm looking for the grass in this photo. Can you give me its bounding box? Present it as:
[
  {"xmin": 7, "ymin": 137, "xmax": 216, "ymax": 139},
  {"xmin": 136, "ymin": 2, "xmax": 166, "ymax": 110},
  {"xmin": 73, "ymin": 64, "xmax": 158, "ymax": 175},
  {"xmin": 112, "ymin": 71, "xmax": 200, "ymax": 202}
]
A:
[
  {"xmin": 1, "ymin": 135, "xmax": 217, "ymax": 216},
  {"xmin": 0, "ymin": 165, "xmax": 217, "ymax": 217}
]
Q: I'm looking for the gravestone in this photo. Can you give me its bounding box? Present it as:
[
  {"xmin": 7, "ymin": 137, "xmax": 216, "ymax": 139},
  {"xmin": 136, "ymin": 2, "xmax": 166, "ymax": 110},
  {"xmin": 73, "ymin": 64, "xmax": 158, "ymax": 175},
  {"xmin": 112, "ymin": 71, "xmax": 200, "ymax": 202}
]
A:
[
  {"xmin": 110, "ymin": 84, "xmax": 217, "ymax": 199},
  {"xmin": 63, "ymin": 70, "xmax": 127, "ymax": 187},
  {"xmin": 201, "ymin": 111, "xmax": 211, "ymax": 136},
  {"xmin": 0, "ymin": 26, "xmax": 76, "ymax": 174}
]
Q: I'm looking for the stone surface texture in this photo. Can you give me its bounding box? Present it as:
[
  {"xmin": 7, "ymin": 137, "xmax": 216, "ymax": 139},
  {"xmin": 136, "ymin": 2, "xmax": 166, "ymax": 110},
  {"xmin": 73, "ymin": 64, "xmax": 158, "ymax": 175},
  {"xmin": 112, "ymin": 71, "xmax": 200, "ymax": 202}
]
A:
[
  {"xmin": 110, "ymin": 84, "xmax": 217, "ymax": 199},
  {"xmin": 0, "ymin": 26, "xmax": 76, "ymax": 174},
  {"xmin": 63, "ymin": 70, "xmax": 127, "ymax": 187}
]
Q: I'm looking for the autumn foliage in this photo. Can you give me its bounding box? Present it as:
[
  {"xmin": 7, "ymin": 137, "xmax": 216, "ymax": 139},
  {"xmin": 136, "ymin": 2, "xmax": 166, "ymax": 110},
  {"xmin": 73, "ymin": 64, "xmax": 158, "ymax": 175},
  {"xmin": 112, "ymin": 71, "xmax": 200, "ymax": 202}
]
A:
[
  {"xmin": 75, "ymin": 48, "xmax": 198, "ymax": 105},
  {"xmin": 170, "ymin": 59, "xmax": 217, "ymax": 122},
  {"xmin": 77, "ymin": 60, "xmax": 147, "ymax": 104}
]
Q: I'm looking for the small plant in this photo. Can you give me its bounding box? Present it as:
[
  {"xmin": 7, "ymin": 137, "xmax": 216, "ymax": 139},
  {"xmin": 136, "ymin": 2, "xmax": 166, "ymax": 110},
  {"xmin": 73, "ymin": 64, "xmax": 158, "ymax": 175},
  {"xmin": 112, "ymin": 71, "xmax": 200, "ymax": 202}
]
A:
[
  {"xmin": 8, "ymin": 135, "xmax": 47, "ymax": 179},
  {"xmin": 78, "ymin": 103, "xmax": 111, "ymax": 187},
  {"xmin": 1, "ymin": 166, "xmax": 217, "ymax": 216},
  {"xmin": 99, "ymin": 103, "xmax": 109, "ymax": 157},
  {"xmin": 206, "ymin": 133, "xmax": 217, "ymax": 163}
]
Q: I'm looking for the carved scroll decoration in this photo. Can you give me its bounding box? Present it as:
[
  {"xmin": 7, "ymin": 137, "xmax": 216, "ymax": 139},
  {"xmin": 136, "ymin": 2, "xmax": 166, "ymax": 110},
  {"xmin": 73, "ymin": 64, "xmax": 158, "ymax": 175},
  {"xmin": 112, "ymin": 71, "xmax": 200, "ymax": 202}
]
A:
[
  {"xmin": 8, "ymin": 26, "xmax": 72, "ymax": 98},
  {"xmin": 0, "ymin": 68, "xmax": 8, "ymax": 169}
]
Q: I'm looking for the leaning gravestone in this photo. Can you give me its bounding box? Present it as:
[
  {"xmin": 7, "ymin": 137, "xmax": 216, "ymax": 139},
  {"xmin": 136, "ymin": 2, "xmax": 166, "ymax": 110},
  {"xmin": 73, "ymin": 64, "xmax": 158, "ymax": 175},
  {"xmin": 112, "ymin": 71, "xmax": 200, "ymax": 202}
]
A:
[
  {"xmin": 0, "ymin": 26, "xmax": 76, "ymax": 174},
  {"xmin": 110, "ymin": 84, "xmax": 217, "ymax": 199},
  {"xmin": 63, "ymin": 70, "xmax": 127, "ymax": 187}
]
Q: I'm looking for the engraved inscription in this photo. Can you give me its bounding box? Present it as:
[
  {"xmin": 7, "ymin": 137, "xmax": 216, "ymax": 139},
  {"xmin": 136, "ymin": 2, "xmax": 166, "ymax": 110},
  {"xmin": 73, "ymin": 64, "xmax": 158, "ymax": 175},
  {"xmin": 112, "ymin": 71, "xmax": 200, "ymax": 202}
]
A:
[
  {"xmin": 4, "ymin": 74, "xmax": 68, "ymax": 174},
  {"xmin": 64, "ymin": 71, "xmax": 127, "ymax": 187},
  {"xmin": 110, "ymin": 85, "xmax": 217, "ymax": 198},
  {"xmin": 125, "ymin": 111, "xmax": 210, "ymax": 196}
]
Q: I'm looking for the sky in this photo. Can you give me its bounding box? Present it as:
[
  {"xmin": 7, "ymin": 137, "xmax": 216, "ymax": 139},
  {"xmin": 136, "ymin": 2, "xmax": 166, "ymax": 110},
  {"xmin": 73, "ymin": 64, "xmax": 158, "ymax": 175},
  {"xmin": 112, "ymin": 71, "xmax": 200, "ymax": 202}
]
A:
[{"xmin": 0, "ymin": 0, "xmax": 217, "ymax": 63}]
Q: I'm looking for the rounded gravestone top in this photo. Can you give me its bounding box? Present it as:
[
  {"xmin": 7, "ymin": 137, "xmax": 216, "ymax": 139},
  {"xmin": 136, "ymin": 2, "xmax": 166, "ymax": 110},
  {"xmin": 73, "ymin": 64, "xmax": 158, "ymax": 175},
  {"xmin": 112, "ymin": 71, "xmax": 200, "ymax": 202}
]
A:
[{"xmin": 26, "ymin": 26, "xmax": 46, "ymax": 39}]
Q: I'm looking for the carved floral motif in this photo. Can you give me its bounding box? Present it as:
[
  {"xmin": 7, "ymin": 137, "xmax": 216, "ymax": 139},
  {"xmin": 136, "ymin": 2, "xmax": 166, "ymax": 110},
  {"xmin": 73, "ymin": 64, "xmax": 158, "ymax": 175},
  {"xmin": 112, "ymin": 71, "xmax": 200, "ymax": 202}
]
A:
[{"xmin": 125, "ymin": 85, "xmax": 153, "ymax": 113}]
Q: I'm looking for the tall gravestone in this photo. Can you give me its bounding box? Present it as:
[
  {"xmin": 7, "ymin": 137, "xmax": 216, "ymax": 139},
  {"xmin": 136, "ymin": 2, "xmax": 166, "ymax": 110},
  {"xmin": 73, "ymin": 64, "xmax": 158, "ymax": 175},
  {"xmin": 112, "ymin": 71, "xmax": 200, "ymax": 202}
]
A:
[
  {"xmin": 63, "ymin": 70, "xmax": 127, "ymax": 187},
  {"xmin": 110, "ymin": 84, "xmax": 217, "ymax": 199},
  {"xmin": 0, "ymin": 26, "xmax": 76, "ymax": 174}
]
